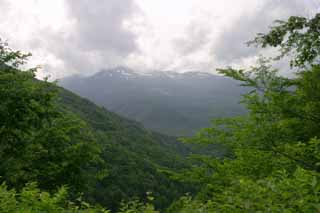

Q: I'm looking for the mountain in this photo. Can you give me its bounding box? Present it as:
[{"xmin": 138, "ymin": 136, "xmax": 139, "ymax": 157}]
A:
[{"xmin": 60, "ymin": 67, "xmax": 247, "ymax": 136}]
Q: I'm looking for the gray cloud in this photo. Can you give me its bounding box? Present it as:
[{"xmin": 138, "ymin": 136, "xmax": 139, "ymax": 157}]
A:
[
  {"xmin": 26, "ymin": 0, "xmax": 140, "ymax": 78},
  {"xmin": 1, "ymin": 0, "xmax": 318, "ymax": 79},
  {"xmin": 0, "ymin": 1, "xmax": 9, "ymax": 18},
  {"xmin": 212, "ymin": 0, "xmax": 315, "ymax": 64},
  {"xmin": 168, "ymin": 0, "xmax": 317, "ymax": 74},
  {"xmin": 65, "ymin": 0, "xmax": 138, "ymax": 55},
  {"xmin": 173, "ymin": 20, "xmax": 212, "ymax": 54}
]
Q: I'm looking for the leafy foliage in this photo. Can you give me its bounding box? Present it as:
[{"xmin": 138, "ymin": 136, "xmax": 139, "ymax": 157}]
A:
[
  {"xmin": 249, "ymin": 14, "xmax": 320, "ymax": 67},
  {"xmin": 117, "ymin": 193, "xmax": 158, "ymax": 213},
  {"xmin": 0, "ymin": 40, "xmax": 105, "ymax": 195},
  {"xmin": 0, "ymin": 182, "xmax": 108, "ymax": 212},
  {"xmin": 169, "ymin": 13, "xmax": 320, "ymax": 212}
]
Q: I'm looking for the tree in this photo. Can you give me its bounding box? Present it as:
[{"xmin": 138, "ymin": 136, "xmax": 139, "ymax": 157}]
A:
[
  {"xmin": 0, "ymin": 39, "xmax": 106, "ymax": 195},
  {"xmin": 171, "ymin": 13, "xmax": 320, "ymax": 212},
  {"xmin": 0, "ymin": 182, "xmax": 109, "ymax": 212},
  {"xmin": 249, "ymin": 14, "xmax": 320, "ymax": 68}
]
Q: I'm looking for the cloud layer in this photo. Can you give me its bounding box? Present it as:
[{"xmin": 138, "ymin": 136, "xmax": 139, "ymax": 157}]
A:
[{"xmin": 0, "ymin": 0, "xmax": 318, "ymax": 79}]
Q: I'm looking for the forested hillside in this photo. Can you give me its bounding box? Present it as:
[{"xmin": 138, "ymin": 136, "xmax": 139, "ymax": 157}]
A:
[
  {"xmin": 0, "ymin": 40, "xmax": 200, "ymax": 211},
  {"xmin": 58, "ymin": 88, "xmax": 198, "ymax": 210},
  {"xmin": 1, "ymin": 13, "xmax": 320, "ymax": 213}
]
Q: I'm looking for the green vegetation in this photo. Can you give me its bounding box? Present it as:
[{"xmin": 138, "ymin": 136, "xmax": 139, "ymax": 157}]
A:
[
  {"xmin": 58, "ymin": 88, "xmax": 196, "ymax": 211},
  {"xmin": 1, "ymin": 13, "xmax": 320, "ymax": 212},
  {"xmin": 0, "ymin": 182, "xmax": 108, "ymax": 212},
  {"xmin": 0, "ymin": 38, "xmax": 195, "ymax": 212},
  {"xmin": 166, "ymin": 13, "xmax": 320, "ymax": 212},
  {"xmin": 0, "ymin": 40, "xmax": 104, "ymax": 193}
]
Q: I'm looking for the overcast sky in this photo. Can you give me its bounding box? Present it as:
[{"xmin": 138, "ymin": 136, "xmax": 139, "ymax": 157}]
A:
[{"xmin": 0, "ymin": 0, "xmax": 319, "ymax": 79}]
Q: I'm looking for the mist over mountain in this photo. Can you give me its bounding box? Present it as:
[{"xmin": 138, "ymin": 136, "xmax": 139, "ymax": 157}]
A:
[{"xmin": 60, "ymin": 67, "xmax": 247, "ymax": 136}]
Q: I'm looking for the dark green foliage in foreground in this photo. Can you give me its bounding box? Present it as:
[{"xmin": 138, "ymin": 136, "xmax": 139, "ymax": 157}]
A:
[
  {"xmin": 0, "ymin": 40, "xmax": 105, "ymax": 195},
  {"xmin": 0, "ymin": 182, "xmax": 108, "ymax": 212},
  {"xmin": 250, "ymin": 13, "xmax": 320, "ymax": 68}
]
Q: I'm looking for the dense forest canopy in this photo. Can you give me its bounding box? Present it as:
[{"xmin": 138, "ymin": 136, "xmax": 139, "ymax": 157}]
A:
[{"xmin": 1, "ymin": 13, "xmax": 320, "ymax": 212}]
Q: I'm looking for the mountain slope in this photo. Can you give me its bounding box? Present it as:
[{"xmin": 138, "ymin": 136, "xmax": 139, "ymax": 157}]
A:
[
  {"xmin": 57, "ymin": 87, "xmax": 197, "ymax": 211},
  {"xmin": 60, "ymin": 67, "xmax": 247, "ymax": 136}
]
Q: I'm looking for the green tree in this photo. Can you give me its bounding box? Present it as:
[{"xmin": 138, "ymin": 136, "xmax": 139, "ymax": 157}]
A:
[
  {"xmin": 0, "ymin": 182, "xmax": 108, "ymax": 212},
  {"xmin": 171, "ymin": 13, "xmax": 320, "ymax": 212},
  {"xmin": 0, "ymin": 39, "xmax": 106, "ymax": 195},
  {"xmin": 249, "ymin": 14, "xmax": 320, "ymax": 68}
]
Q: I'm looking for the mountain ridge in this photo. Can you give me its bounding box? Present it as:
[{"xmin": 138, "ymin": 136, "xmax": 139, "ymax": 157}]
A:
[{"xmin": 60, "ymin": 67, "xmax": 247, "ymax": 136}]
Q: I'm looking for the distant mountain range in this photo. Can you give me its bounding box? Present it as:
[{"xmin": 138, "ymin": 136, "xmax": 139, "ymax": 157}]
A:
[{"xmin": 59, "ymin": 67, "xmax": 247, "ymax": 136}]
